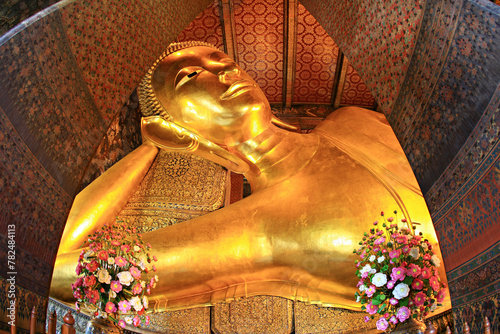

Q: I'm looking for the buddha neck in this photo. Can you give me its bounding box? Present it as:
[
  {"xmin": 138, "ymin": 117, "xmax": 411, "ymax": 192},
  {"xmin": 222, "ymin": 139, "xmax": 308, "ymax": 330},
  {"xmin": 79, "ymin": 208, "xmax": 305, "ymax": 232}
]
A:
[{"xmin": 229, "ymin": 126, "xmax": 320, "ymax": 192}]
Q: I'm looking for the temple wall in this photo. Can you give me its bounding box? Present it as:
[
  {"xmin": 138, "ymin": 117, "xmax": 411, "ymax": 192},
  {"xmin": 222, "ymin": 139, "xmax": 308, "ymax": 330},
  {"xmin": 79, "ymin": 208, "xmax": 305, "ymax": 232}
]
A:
[{"xmin": 0, "ymin": 0, "xmax": 499, "ymax": 332}]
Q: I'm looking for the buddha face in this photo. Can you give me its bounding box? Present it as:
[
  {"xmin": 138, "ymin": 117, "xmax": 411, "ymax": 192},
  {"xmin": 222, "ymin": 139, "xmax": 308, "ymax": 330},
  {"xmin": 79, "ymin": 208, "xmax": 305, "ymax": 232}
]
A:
[{"xmin": 152, "ymin": 46, "xmax": 272, "ymax": 146}]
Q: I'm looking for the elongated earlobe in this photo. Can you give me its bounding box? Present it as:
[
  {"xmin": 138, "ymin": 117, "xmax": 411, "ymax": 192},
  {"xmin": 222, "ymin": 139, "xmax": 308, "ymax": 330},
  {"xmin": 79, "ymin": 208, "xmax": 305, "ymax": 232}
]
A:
[{"xmin": 142, "ymin": 116, "xmax": 250, "ymax": 174}]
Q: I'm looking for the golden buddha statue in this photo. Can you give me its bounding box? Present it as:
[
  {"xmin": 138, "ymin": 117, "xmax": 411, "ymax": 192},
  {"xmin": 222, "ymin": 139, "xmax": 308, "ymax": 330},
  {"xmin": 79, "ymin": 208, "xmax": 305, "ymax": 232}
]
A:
[{"xmin": 50, "ymin": 41, "xmax": 448, "ymax": 312}]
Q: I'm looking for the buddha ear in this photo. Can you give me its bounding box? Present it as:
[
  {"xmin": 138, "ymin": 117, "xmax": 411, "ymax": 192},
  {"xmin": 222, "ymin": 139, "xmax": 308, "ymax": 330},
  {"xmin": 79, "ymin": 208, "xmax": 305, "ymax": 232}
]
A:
[{"xmin": 141, "ymin": 116, "xmax": 250, "ymax": 174}]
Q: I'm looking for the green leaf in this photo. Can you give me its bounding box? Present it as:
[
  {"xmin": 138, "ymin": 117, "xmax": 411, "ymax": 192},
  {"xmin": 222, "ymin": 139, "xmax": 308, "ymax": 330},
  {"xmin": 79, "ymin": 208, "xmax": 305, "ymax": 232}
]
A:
[
  {"xmin": 403, "ymin": 276, "xmax": 414, "ymax": 285},
  {"xmin": 382, "ymin": 265, "xmax": 389, "ymax": 272},
  {"xmin": 399, "ymin": 297, "xmax": 409, "ymax": 307},
  {"xmin": 372, "ymin": 298, "xmax": 382, "ymax": 305},
  {"xmin": 379, "ymin": 294, "xmax": 386, "ymax": 301},
  {"xmin": 379, "ymin": 303, "xmax": 387, "ymax": 313}
]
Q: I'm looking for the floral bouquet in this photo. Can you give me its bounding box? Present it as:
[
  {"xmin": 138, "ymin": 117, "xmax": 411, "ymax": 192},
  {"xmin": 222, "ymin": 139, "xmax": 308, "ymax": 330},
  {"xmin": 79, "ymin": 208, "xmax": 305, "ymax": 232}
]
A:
[
  {"xmin": 353, "ymin": 211, "xmax": 446, "ymax": 332},
  {"xmin": 72, "ymin": 219, "xmax": 159, "ymax": 329}
]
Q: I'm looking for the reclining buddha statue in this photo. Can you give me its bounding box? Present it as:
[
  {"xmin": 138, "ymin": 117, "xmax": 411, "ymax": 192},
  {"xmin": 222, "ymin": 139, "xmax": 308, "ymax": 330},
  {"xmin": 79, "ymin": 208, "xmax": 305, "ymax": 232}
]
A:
[{"xmin": 50, "ymin": 41, "xmax": 447, "ymax": 311}]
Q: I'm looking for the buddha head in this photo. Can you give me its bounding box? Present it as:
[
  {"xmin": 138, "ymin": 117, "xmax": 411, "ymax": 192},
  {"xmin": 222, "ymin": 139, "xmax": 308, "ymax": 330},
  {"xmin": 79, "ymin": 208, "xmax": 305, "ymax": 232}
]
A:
[{"xmin": 139, "ymin": 41, "xmax": 272, "ymax": 147}]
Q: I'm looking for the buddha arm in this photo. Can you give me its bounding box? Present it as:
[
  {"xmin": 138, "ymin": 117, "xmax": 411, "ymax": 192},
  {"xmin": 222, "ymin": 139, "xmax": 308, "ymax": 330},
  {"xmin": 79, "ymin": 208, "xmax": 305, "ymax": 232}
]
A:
[{"xmin": 57, "ymin": 142, "xmax": 158, "ymax": 255}]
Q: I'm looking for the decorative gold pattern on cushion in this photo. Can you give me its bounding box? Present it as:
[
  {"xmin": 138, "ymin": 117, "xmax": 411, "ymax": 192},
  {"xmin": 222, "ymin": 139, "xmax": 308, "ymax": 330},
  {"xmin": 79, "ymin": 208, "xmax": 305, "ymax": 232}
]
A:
[
  {"xmin": 211, "ymin": 296, "xmax": 293, "ymax": 334},
  {"xmin": 294, "ymin": 301, "xmax": 377, "ymax": 334},
  {"xmin": 142, "ymin": 307, "xmax": 211, "ymax": 334},
  {"xmin": 117, "ymin": 150, "xmax": 227, "ymax": 233}
]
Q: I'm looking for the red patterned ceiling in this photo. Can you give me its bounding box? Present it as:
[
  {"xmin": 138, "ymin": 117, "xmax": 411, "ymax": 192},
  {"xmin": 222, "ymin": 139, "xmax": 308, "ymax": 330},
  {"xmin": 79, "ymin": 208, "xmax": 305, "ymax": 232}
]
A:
[
  {"xmin": 234, "ymin": 0, "xmax": 284, "ymax": 103},
  {"xmin": 175, "ymin": 0, "xmax": 376, "ymax": 112}
]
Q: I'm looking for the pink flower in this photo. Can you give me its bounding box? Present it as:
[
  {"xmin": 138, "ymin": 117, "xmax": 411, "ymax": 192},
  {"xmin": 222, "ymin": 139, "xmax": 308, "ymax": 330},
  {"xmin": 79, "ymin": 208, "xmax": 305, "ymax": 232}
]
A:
[
  {"xmin": 366, "ymin": 285, "xmax": 376, "ymax": 297},
  {"xmin": 153, "ymin": 255, "xmax": 158, "ymax": 262},
  {"xmin": 389, "ymin": 315, "xmax": 398, "ymax": 324},
  {"xmin": 437, "ymin": 289, "xmax": 446, "ymax": 302},
  {"xmin": 389, "ymin": 249, "xmax": 401, "ymax": 259},
  {"xmin": 374, "ymin": 236, "xmax": 386, "ymax": 245},
  {"xmin": 84, "ymin": 275, "xmax": 96, "ymax": 287},
  {"xmin": 376, "ymin": 318, "xmax": 389, "ymax": 331},
  {"xmin": 115, "ymin": 256, "xmax": 128, "ymax": 267},
  {"xmin": 429, "ymin": 276, "xmax": 440, "ymax": 291},
  {"xmin": 357, "ymin": 279, "xmax": 365, "ymax": 287},
  {"xmin": 121, "ymin": 244, "xmax": 130, "ymax": 252},
  {"xmin": 412, "ymin": 278, "xmax": 424, "ymax": 290},
  {"xmin": 389, "ymin": 297, "xmax": 398, "ymax": 305},
  {"xmin": 423, "ymin": 253, "xmax": 432, "ymax": 260},
  {"xmin": 408, "ymin": 264, "xmax": 421, "ymax": 277},
  {"xmin": 86, "ymin": 260, "xmax": 99, "ymax": 272},
  {"xmin": 366, "ymin": 302, "xmax": 378, "ymax": 315},
  {"xmin": 110, "ymin": 280, "xmax": 123, "ymax": 293},
  {"xmin": 145, "ymin": 315, "xmax": 150, "ymax": 326},
  {"xmin": 391, "ymin": 267, "xmax": 406, "ymax": 281},
  {"xmin": 111, "ymin": 240, "xmax": 121, "ymax": 247},
  {"xmin": 387, "ymin": 217, "xmax": 394, "ymax": 222},
  {"xmin": 118, "ymin": 300, "xmax": 131, "ymax": 313},
  {"xmin": 401, "ymin": 245, "xmax": 410, "ymax": 253},
  {"xmin": 132, "ymin": 283, "xmax": 142, "ymax": 294},
  {"xmin": 118, "ymin": 320, "xmax": 126, "ymax": 328},
  {"xmin": 73, "ymin": 289, "xmax": 83, "ymax": 299},
  {"xmin": 364, "ymin": 316, "xmax": 370, "ymax": 322},
  {"xmin": 105, "ymin": 302, "xmax": 117, "ymax": 313},
  {"xmin": 129, "ymin": 266, "xmax": 141, "ymax": 279},
  {"xmin": 396, "ymin": 306, "xmax": 410, "ymax": 322},
  {"xmin": 73, "ymin": 277, "xmax": 83, "ymax": 288},
  {"xmin": 133, "ymin": 316, "xmax": 141, "ymax": 327},
  {"xmin": 421, "ymin": 267, "xmax": 432, "ymax": 279},
  {"xmin": 414, "ymin": 291, "xmax": 426, "ymax": 306},
  {"xmin": 396, "ymin": 235, "xmax": 407, "ymax": 244},
  {"xmin": 76, "ymin": 263, "xmax": 83, "ymax": 275},
  {"xmin": 387, "ymin": 280, "xmax": 396, "ymax": 289}
]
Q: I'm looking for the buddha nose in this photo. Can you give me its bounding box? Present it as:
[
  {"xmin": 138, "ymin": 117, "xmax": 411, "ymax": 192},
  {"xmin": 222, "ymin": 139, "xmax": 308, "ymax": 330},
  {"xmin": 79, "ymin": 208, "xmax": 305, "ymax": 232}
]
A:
[{"xmin": 218, "ymin": 64, "xmax": 240, "ymax": 83}]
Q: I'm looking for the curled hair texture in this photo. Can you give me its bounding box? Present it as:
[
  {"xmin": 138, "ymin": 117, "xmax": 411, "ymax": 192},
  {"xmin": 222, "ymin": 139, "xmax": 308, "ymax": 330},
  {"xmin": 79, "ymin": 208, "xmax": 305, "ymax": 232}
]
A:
[{"xmin": 138, "ymin": 41, "xmax": 219, "ymax": 120}]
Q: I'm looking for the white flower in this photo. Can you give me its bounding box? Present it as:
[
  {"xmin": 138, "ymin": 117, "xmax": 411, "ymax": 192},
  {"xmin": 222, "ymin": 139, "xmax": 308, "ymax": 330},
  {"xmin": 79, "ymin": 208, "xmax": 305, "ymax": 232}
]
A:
[
  {"xmin": 108, "ymin": 257, "xmax": 115, "ymax": 265},
  {"xmin": 138, "ymin": 254, "xmax": 148, "ymax": 270},
  {"xmin": 431, "ymin": 254, "xmax": 441, "ymax": 268},
  {"xmin": 97, "ymin": 268, "xmax": 111, "ymax": 284},
  {"xmin": 359, "ymin": 284, "xmax": 367, "ymax": 292},
  {"xmin": 109, "ymin": 290, "xmax": 117, "ymax": 299},
  {"xmin": 154, "ymin": 275, "xmax": 159, "ymax": 282},
  {"xmin": 134, "ymin": 245, "xmax": 141, "ymax": 252},
  {"xmin": 377, "ymin": 256, "xmax": 385, "ymax": 263},
  {"xmin": 369, "ymin": 255, "xmax": 376, "ymax": 262},
  {"xmin": 372, "ymin": 273, "xmax": 388, "ymax": 287},
  {"xmin": 141, "ymin": 280, "xmax": 146, "ymax": 288},
  {"xmin": 422, "ymin": 243, "xmax": 428, "ymax": 249},
  {"xmin": 125, "ymin": 316, "xmax": 133, "ymax": 325},
  {"xmin": 130, "ymin": 296, "xmax": 143, "ymax": 312},
  {"xmin": 117, "ymin": 271, "xmax": 134, "ymax": 286},
  {"xmin": 360, "ymin": 264, "xmax": 376, "ymax": 275},
  {"xmin": 409, "ymin": 247, "xmax": 420, "ymax": 260},
  {"xmin": 142, "ymin": 296, "xmax": 149, "ymax": 309},
  {"xmin": 356, "ymin": 295, "xmax": 361, "ymax": 302},
  {"xmin": 393, "ymin": 283, "xmax": 410, "ymax": 300}
]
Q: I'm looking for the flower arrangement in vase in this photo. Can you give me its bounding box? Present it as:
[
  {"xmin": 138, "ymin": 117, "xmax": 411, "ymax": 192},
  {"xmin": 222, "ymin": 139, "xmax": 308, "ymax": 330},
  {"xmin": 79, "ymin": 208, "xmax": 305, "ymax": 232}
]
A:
[
  {"xmin": 72, "ymin": 219, "xmax": 159, "ymax": 329},
  {"xmin": 354, "ymin": 211, "xmax": 446, "ymax": 332}
]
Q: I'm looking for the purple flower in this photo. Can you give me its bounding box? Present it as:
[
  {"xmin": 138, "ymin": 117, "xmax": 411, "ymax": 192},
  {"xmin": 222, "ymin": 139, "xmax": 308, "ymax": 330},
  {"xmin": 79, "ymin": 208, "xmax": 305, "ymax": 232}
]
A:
[
  {"xmin": 396, "ymin": 306, "xmax": 410, "ymax": 322},
  {"xmin": 376, "ymin": 318, "xmax": 389, "ymax": 331},
  {"xmin": 364, "ymin": 316, "xmax": 370, "ymax": 322}
]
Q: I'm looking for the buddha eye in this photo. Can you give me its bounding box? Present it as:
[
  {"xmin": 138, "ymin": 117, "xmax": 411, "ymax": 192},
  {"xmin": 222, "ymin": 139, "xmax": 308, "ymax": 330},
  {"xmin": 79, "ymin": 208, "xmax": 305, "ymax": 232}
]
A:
[{"xmin": 175, "ymin": 67, "xmax": 203, "ymax": 90}]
